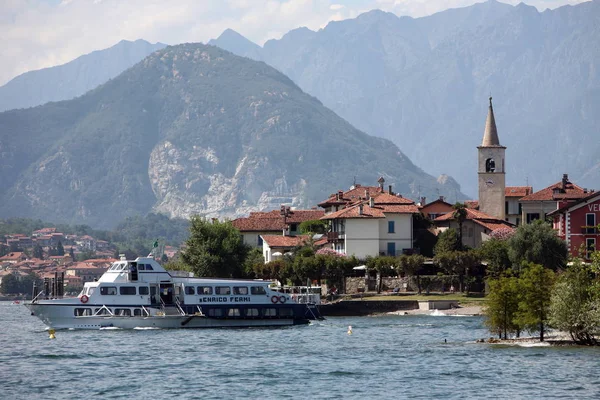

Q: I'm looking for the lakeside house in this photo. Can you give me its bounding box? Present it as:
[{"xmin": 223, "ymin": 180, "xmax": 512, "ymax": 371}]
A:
[
  {"xmin": 549, "ymin": 190, "xmax": 600, "ymax": 260},
  {"xmin": 232, "ymin": 207, "xmax": 324, "ymax": 249},
  {"xmin": 319, "ymin": 179, "xmax": 420, "ymax": 258},
  {"xmin": 433, "ymin": 208, "xmax": 515, "ymax": 249}
]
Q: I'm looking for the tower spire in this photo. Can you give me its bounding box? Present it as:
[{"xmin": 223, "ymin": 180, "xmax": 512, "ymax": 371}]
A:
[{"xmin": 481, "ymin": 96, "xmax": 500, "ymax": 146}]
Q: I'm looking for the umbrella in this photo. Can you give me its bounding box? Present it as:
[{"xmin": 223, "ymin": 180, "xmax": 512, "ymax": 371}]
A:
[{"xmin": 353, "ymin": 265, "xmax": 367, "ymax": 270}]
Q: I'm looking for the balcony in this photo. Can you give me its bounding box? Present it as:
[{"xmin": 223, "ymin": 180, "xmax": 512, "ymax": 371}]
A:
[{"xmin": 326, "ymin": 232, "xmax": 345, "ymax": 241}]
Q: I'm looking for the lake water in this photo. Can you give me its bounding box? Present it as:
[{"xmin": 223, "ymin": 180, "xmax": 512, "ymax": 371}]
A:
[{"xmin": 1, "ymin": 301, "xmax": 600, "ymax": 399}]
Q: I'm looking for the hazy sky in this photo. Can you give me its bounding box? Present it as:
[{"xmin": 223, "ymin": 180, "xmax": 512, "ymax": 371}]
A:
[{"xmin": 0, "ymin": 0, "xmax": 590, "ymax": 85}]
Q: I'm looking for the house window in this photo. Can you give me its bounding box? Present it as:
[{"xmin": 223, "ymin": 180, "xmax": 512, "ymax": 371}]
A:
[
  {"xmin": 257, "ymin": 236, "xmax": 263, "ymax": 246},
  {"xmin": 290, "ymin": 224, "xmax": 298, "ymax": 232},
  {"xmin": 586, "ymin": 214, "xmax": 596, "ymax": 234},
  {"xmin": 587, "ymin": 238, "xmax": 596, "ymax": 259},
  {"xmin": 505, "ymin": 201, "xmax": 509, "ymax": 215},
  {"xmin": 518, "ymin": 203, "xmax": 522, "ymax": 215},
  {"xmin": 388, "ymin": 221, "xmax": 395, "ymax": 233},
  {"xmin": 527, "ymin": 213, "xmax": 540, "ymax": 224}
]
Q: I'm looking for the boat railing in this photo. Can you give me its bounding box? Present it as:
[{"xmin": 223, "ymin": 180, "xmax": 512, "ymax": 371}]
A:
[
  {"xmin": 174, "ymin": 297, "xmax": 186, "ymax": 315},
  {"xmin": 31, "ymin": 290, "xmax": 45, "ymax": 304},
  {"xmin": 93, "ymin": 305, "xmax": 114, "ymax": 316},
  {"xmin": 141, "ymin": 305, "xmax": 151, "ymax": 317},
  {"xmin": 291, "ymin": 293, "xmax": 321, "ymax": 305}
]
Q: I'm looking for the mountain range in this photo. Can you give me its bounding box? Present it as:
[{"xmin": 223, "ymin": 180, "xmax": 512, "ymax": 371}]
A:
[
  {"xmin": 208, "ymin": 0, "xmax": 600, "ymax": 196},
  {"xmin": 0, "ymin": 39, "xmax": 166, "ymax": 113},
  {"xmin": 0, "ymin": 43, "xmax": 460, "ymax": 229}
]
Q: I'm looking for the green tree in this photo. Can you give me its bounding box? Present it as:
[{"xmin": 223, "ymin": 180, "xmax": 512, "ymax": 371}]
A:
[
  {"xmin": 366, "ymin": 255, "xmax": 398, "ymax": 293},
  {"xmin": 180, "ymin": 216, "xmax": 249, "ymax": 278},
  {"xmin": 452, "ymin": 202, "xmax": 468, "ymax": 250},
  {"xmin": 435, "ymin": 250, "xmax": 480, "ymax": 293},
  {"xmin": 69, "ymin": 247, "xmax": 75, "ymax": 260},
  {"xmin": 299, "ymin": 219, "xmax": 327, "ymax": 234},
  {"xmin": 508, "ymin": 220, "xmax": 568, "ymax": 272},
  {"xmin": 33, "ymin": 244, "xmax": 44, "ymax": 259},
  {"xmin": 397, "ymin": 254, "xmax": 425, "ymax": 294},
  {"xmin": 56, "ymin": 240, "xmax": 65, "ymax": 256},
  {"xmin": 484, "ymin": 275, "xmax": 521, "ymax": 339},
  {"xmin": 516, "ymin": 263, "xmax": 555, "ymax": 341},
  {"xmin": 243, "ymin": 248, "xmax": 265, "ymax": 278},
  {"xmin": 434, "ymin": 228, "xmax": 460, "ymax": 255},
  {"xmin": 0, "ymin": 273, "xmax": 21, "ymax": 294},
  {"xmin": 549, "ymin": 259, "xmax": 600, "ymax": 345},
  {"xmin": 478, "ymin": 238, "xmax": 510, "ymax": 278}
]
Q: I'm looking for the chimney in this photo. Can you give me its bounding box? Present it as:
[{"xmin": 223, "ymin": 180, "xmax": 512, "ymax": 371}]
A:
[
  {"xmin": 562, "ymin": 174, "xmax": 568, "ymax": 190},
  {"xmin": 377, "ymin": 176, "xmax": 385, "ymax": 191},
  {"xmin": 420, "ymin": 197, "xmax": 427, "ymax": 206},
  {"xmin": 338, "ymin": 190, "xmax": 343, "ymax": 200},
  {"xmin": 369, "ymin": 197, "xmax": 375, "ymax": 207},
  {"xmin": 388, "ymin": 185, "xmax": 393, "ymax": 195},
  {"xmin": 364, "ymin": 189, "xmax": 368, "ymax": 199},
  {"xmin": 439, "ymin": 195, "xmax": 445, "ymax": 202},
  {"xmin": 358, "ymin": 204, "xmax": 363, "ymax": 215}
]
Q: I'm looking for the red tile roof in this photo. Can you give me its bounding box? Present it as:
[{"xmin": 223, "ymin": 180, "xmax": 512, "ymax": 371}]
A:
[
  {"xmin": 434, "ymin": 208, "xmax": 504, "ymax": 222},
  {"xmin": 505, "ymin": 186, "xmax": 533, "ymax": 197},
  {"xmin": 261, "ymin": 235, "xmax": 310, "ymax": 248},
  {"xmin": 318, "ymin": 185, "xmax": 384, "ymax": 207},
  {"xmin": 520, "ymin": 180, "xmax": 586, "ymax": 202},
  {"xmin": 547, "ymin": 190, "xmax": 600, "ymax": 216},
  {"xmin": 373, "ymin": 193, "xmax": 415, "ymax": 205},
  {"xmin": 232, "ymin": 209, "xmax": 325, "ymax": 232},
  {"xmin": 321, "ymin": 204, "xmax": 386, "ymax": 220},
  {"xmin": 378, "ymin": 204, "xmax": 420, "ymax": 213}
]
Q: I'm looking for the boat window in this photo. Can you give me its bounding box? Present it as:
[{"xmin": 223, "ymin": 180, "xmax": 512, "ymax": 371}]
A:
[
  {"xmin": 279, "ymin": 308, "xmax": 293, "ymax": 317},
  {"xmin": 145, "ymin": 264, "xmax": 154, "ymax": 271},
  {"xmin": 250, "ymin": 286, "xmax": 266, "ymax": 295},
  {"xmin": 198, "ymin": 286, "xmax": 213, "ymax": 295},
  {"xmin": 263, "ymin": 308, "xmax": 276, "ymax": 317},
  {"xmin": 233, "ymin": 286, "xmax": 248, "ymax": 295},
  {"xmin": 139, "ymin": 286, "xmax": 149, "ymax": 295},
  {"xmin": 138, "ymin": 264, "xmax": 145, "ymax": 271},
  {"xmin": 86, "ymin": 287, "xmax": 95, "ymax": 296},
  {"xmin": 215, "ymin": 286, "xmax": 231, "ymax": 295},
  {"xmin": 120, "ymin": 286, "xmax": 136, "ymax": 295},
  {"xmin": 185, "ymin": 286, "xmax": 195, "ymax": 295},
  {"xmin": 133, "ymin": 308, "xmax": 147, "ymax": 316},
  {"xmin": 115, "ymin": 308, "xmax": 132, "ymax": 316},
  {"xmin": 208, "ymin": 308, "xmax": 223, "ymax": 317},
  {"xmin": 100, "ymin": 286, "xmax": 117, "ymax": 295},
  {"xmin": 94, "ymin": 308, "xmax": 112, "ymax": 315},
  {"xmin": 245, "ymin": 308, "xmax": 259, "ymax": 317},
  {"xmin": 227, "ymin": 308, "xmax": 241, "ymax": 317},
  {"xmin": 74, "ymin": 308, "xmax": 92, "ymax": 316}
]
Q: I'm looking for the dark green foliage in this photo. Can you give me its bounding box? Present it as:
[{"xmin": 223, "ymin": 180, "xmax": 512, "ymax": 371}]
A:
[
  {"xmin": 452, "ymin": 203, "xmax": 468, "ymax": 250},
  {"xmin": 412, "ymin": 214, "xmax": 437, "ymax": 257},
  {"xmin": 549, "ymin": 259, "xmax": 600, "ymax": 345},
  {"xmin": 56, "ymin": 241, "xmax": 65, "ymax": 256},
  {"xmin": 508, "ymin": 220, "xmax": 568, "ymax": 271},
  {"xmin": 243, "ymin": 248, "xmax": 265, "ymax": 278},
  {"xmin": 478, "ymin": 238, "xmax": 511, "ymax": 278},
  {"xmin": 0, "ymin": 272, "xmax": 41, "ymax": 296},
  {"xmin": 398, "ymin": 254, "xmax": 425, "ymax": 294},
  {"xmin": 77, "ymin": 250, "xmax": 97, "ymax": 261},
  {"xmin": 434, "ymin": 228, "xmax": 461, "ymax": 255},
  {"xmin": 180, "ymin": 216, "xmax": 249, "ymax": 278},
  {"xmin": 516, "ymin": 263, "xmax": 555, "ymax": 341},
  {"xmin": 299, "ymin": 220, "xmax": 327, "ymax": 234},
  {"xmin": 33, "ymin": 245, "xmax": 44, "ymax": 259},
  {"xmin": 485, "ymin": 275, "xmax": 521, "ymax": 339},
  {"xmin": 434, "ymin": 250, "xmax": 480, "ymax": 293}
]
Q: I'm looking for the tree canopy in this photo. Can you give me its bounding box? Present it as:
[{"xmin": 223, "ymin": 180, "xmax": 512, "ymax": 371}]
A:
[
  {"xmin": 508, "ymin": 220, "xmax": 568, "ymax": 271},
  {"xmin": 180, "ymin": 216, "xmax": 249, "ymax": 278}
]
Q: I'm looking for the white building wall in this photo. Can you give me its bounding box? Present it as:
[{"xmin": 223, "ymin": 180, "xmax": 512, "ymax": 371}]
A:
[
  {"xmin": 377, "ymin": 214, "xmax": 413, "ymax": 256},
  {"xmin": 344, "ymin": 219, "xmax": 380, "ymax": 259}
]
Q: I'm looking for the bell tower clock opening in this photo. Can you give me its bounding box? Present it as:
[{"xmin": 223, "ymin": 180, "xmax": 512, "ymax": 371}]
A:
[{"xmin": 477, "ymin": 97, "xmax": 506, "ymax": 220}]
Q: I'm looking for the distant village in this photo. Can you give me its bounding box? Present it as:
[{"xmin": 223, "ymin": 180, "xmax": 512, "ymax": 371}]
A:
[{"xmin": 2, "ymin": 98, "xmax": 599, "ymax": 294}]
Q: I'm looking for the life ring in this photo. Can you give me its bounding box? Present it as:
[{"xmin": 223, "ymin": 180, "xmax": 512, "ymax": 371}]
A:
[
  {"xmin": 271, "ymin": 295, "xmax": 279, "ymax": 304},
  {"xmin": 80, "ymin": 295, "xmax": 89, "ymax": 304},
  {"xmin": 279, "ymin": 295, "xmax": 286, "ymax": 304}
]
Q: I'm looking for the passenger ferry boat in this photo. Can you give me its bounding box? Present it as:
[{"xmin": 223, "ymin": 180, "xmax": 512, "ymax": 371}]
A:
[{"xmin": 26, "ymin": 257, "xmax": 322, "ymax": 329}]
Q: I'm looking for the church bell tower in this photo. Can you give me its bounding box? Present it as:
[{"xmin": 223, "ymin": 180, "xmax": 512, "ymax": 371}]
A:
[{"xmin": 478, "ymin": 97, "xmax": 506, "ymax": 220}]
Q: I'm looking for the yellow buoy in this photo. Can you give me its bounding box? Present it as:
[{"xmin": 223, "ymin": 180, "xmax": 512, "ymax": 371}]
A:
[
  {"xmin": 48, "ymin": 328, "xmax": 56, "ymax": 339},
  {"xmin": 347, "ymin": 325, "xmax": 353, "ymax": 335}
]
